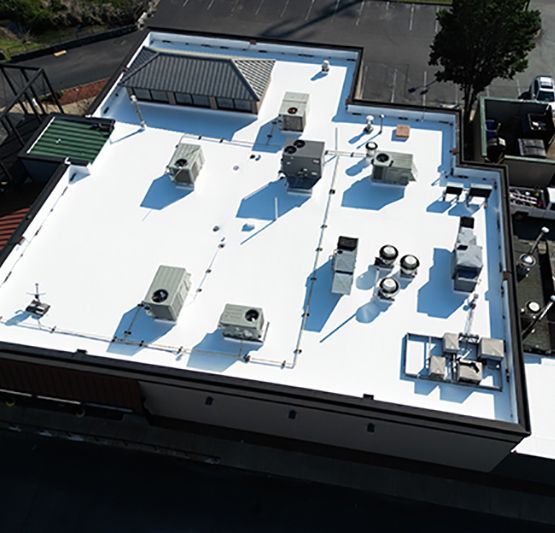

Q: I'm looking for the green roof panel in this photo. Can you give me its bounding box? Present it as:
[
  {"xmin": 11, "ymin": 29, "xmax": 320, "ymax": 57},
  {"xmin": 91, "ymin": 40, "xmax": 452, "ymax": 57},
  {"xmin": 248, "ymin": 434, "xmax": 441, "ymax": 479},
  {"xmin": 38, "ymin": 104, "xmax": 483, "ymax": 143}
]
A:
[{"xmin": 28, "ymin": 117, "xmax": 112, "ymax": 164}]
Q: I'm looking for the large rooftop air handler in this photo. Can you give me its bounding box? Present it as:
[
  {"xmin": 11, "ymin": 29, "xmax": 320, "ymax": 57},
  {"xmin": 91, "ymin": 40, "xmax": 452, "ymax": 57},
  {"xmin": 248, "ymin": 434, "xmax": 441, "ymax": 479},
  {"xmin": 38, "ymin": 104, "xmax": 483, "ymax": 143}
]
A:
[
  {"xmin": 372, "ymin": 151, "xmax": 416, "ymax": 186},
  {"xmin": 452, "ymin": 217, "xmax": 483, "ymax": 293},
  {"xmin": 218, "ymin": 304, "xmax": 266, "ymax": 342},
  {"xmin": 279, "ymin": 92, "xmax": 309, "ymax": 132},
  {"xmin": 166, "ymin": 142, "xmax": 204, "ymax": 188},
  {"xmin": 143, "ymin": 265, "xmax": 191, "ymax": 322},
  {"xmin": 331, "ymin": 236, "xmax": 358, "ymax": 295},
  {"xmin": 281, "ymin": 139, "xmax": 325, "ymax": 193}
]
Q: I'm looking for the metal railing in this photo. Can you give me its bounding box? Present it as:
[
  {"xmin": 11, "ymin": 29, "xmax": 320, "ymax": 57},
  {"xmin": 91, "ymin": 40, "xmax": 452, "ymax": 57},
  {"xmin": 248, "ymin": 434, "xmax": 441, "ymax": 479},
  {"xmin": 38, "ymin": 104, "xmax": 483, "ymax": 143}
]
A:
[{"xmin": 0, "ymin": 64, "xmax": 63, "ymax": 184}]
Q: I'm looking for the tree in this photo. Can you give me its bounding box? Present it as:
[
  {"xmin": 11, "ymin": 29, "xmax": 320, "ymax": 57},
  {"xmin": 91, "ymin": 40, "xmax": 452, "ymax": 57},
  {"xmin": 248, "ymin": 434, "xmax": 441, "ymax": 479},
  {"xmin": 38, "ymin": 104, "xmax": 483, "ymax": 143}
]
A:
[{"xmin": 429, "ymin": 0, "xmax": 541, "ymax": 128}]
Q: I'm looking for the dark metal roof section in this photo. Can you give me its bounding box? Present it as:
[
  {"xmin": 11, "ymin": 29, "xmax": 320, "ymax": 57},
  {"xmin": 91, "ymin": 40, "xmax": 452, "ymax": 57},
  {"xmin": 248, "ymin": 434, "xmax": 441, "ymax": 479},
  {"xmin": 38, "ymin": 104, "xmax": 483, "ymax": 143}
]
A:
[{"xmin": 121, "ymin": 47, "xmax": 275, "ymax": 102}]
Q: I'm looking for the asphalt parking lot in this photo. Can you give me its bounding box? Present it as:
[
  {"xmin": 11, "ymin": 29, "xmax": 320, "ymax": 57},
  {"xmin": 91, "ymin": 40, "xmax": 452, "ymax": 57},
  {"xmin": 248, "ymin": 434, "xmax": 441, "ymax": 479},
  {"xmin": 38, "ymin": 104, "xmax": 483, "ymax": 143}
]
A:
[
  {"xmin": 149, "ymin": 0, "xmax": 555, "ymax": 107},
  {"xmin": 9, "ymin": 0, "xmax": 555, "ymax": 109}
]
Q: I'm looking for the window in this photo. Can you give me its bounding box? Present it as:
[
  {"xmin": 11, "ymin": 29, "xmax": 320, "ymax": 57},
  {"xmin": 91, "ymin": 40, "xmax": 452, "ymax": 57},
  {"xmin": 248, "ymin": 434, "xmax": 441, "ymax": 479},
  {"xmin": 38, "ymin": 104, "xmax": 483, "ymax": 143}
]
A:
[
  {"xmin": 216, "ymin": 97, "xmax": 234, "ymax": 110},
  {"xmin": 133, "ymin": 88, "xmax": 151, "ymax": 101},
  {"xmin": 234, "ymin": 99, "xmax": 252, "ymax": 112},
  {"xmin": 150, "ymin": 90, "xmax": 170, "ymax": 103},
  {"xmin": 192, "ymin": 94, "xmax": 210, "ymax": 108},
  {"xmin": 537, "ymin": 90, "xmax": 555, "ymax": 103},
  {"xmin": 175, "ymin": 93, "xmax": 192, "ymax": 106}
]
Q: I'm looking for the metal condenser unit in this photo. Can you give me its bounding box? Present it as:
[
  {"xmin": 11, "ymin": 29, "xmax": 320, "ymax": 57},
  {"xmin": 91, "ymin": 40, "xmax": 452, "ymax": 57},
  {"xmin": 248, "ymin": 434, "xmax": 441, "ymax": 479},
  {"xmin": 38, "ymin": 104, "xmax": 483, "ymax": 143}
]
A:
[
  {"xmin": 166, "ymin": 142, "xmax": 204, "ymax": 187},
  {"xmin": 219, "ymin": 304, "xmax": 266, "ymax": 342},
  {"xmin": 143, "ymin": 265, "xmax": 191, "ymax": 322}
]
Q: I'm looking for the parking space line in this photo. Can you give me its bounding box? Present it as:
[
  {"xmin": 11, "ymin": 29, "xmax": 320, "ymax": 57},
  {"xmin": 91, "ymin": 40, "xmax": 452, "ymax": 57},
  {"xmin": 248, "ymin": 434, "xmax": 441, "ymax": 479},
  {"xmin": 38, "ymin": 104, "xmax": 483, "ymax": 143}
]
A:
[
  {"xmin": 207, "ymin": 0, "xmax": 216, "ymax": 10},
  {"xmin": 305, "ymin": 0, "xmax": 315, "ymax": 20},
  {"xmin": 255, "ymin": 0, "xmax": 264, "ymax": 15},
  {"xmin": 391, "ymin": 68, "xmax": 398, "ymax": 103},
  {"xmin": 386, "ymin": 1, "xmax": 390, "ymax": 10},
  {"xmin": 182, "ymin": 0, "xmax": 191, "ymax": 7},
  {"xmin": 422, "ymin": 71, "xmax": 427, "ymax": 106},
  {"xmin": 356, "ymin": 0, "xmax": 365, "ymax": 26},
  {"xmin": 486, "ymin": 86, "xmax": 490, "ymax": 97},
  {"xmin": 434, "ymin": 7, "xmax": 439, "ymax": 33},
  {"xmin": 231, "ymin": 0, "xmax": 241, "ymax": 14},
  {"xmin": 280, "ymin": 0, "xmax": 290, "ymax": 17},
  {"xmin": 409, "ymin": 4, "xmax": 415, "ymax": 31},
  {"xmin": 516, "ymin": 78, "xmax": 521, "ymax": 97},
  {"xmin": 332, "ymin": 0, "xmax": 341, "ymax": 19}
]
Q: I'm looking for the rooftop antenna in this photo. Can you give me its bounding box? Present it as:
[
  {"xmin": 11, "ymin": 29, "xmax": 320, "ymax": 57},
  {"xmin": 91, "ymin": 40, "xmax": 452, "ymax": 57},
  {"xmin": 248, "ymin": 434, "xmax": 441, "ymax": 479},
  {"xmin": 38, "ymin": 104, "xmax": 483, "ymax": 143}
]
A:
[
  {"xmin": 379, "ymin": 114, "xmax": 385, "ymax": 134},
  {"xmin": 528, "ymin": 226, "xmax": 549, "ymax": 255},
  {"xmin": 463, "ymin": 293, "xmax": 479, "ymax": 336},
  {"xmin": 522, "ymin": 295, "xmax": 555, "ymax": 339},
  {"xmin": 130, "ymin": 94, "xmax": 146, "ymax": 129},
  {"xmin": 25, "ymin": 282, "xmax": 50, "ymax": 317}
]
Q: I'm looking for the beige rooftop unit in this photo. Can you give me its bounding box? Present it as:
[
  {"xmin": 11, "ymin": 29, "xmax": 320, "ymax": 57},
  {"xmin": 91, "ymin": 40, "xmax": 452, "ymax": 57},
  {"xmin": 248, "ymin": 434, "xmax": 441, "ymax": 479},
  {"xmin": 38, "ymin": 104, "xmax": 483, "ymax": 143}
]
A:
[
  {"xmin": 279, "ymin": 92, "xmax": 309, "ymax": 132},
  {"xmin": 166, "ymin": 142, "xmax": 204, "ymax": 187},
  {"xmin": 143, "ymin": 265, "xmax": 191, "ymax": 322}
]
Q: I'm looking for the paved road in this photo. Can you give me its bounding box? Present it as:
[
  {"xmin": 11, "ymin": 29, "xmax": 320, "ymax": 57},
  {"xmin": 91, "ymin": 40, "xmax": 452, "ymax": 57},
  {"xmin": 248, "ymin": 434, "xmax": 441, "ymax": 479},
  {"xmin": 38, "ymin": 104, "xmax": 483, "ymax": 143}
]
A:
[
  {"xmin": 0, "ymin": 431, "xmax": 552, "ymax": 533},
  {"xmin": 13, "ymin": 33, "xmax": 141, "ymax": 92},
  {"xmin": 9, "ymin": 0, "xmax": 555, "ymax": 108}
]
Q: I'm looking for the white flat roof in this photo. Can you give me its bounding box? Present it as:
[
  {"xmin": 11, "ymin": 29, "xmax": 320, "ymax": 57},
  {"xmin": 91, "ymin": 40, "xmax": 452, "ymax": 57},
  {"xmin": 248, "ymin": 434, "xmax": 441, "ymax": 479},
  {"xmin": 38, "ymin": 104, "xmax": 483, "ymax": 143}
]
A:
[{"xmin": 0, "ymin": 32, "xmax": 519, "ymax": 423}]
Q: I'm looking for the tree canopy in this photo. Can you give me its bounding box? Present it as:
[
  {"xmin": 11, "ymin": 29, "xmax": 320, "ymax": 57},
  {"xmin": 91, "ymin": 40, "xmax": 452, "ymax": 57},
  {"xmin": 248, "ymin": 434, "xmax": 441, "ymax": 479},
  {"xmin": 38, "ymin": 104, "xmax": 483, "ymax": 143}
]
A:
[{"xmin": 429, "ymin": 0, "xmax": 541, "ymax": 125}]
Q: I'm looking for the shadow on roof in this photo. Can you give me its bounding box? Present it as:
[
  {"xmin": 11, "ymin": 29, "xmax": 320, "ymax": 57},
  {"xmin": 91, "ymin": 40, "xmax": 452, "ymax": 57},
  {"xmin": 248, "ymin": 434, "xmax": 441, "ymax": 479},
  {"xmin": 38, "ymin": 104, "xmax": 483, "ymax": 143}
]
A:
[
  {"xmin": 108, "ymin": 305, "xmax": 174, "ymax": 356},
  {"xmin": 303, "ymin": 259, "xmax": 342, "ymax": 333},
  {"xmin": 341, "ymin": 178, "xmax": 404, "ymax": 210},
  {"xmin": 417, "ymin": 248, "xmax": 466, "ymax": 318},
  {"xmin": 187, "ymin": 330, "xmax": 261, "ymax": 372},
  {"xmin": 140, "ymin": 174, "xmax": 192, "ymax": 210},
  {"xmin": 236, "ymin": 178, "xmax": 308, "ymax": 221}
]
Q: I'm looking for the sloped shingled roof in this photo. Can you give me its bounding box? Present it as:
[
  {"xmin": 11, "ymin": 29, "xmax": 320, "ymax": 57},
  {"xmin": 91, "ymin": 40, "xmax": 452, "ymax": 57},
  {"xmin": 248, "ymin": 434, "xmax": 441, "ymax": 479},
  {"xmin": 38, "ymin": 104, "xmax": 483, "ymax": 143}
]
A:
[{"xmin": 121, "ymin": 48, "xmax": 275, "ymax": 102}]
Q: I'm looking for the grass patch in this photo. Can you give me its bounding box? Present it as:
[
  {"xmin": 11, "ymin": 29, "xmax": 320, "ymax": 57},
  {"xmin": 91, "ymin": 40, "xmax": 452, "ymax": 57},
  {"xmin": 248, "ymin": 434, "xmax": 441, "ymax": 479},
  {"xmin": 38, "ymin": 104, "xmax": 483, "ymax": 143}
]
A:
[{"xmin": 0, "ymin": 24, "xmax": 106, "ymax": 59}]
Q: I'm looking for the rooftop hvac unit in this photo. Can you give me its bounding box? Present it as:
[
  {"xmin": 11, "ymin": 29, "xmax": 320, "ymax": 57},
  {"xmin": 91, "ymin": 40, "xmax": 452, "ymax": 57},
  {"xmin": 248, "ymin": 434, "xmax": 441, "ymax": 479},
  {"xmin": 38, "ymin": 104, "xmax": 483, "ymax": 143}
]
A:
[
  {"xmin": 451, "ymin": 217, "xmax": 483, "ymax": 293},
  {"xmin": 331, "ymin": 236, "xmax": 358, "ymax": 295},
  {"xmin": 166, "ymin": 142, "xmax": 204, "ymax": 188},
  {"xmin": 219, "ymin": 304, "xmax": 266, "ymax": 342},
  {"xmin": 281, "ymin": 139, "xmax": 325, "ymax": 192},
  {"xmin": 143, "ymin": 265, "xmax": 191, "ymax": 322},
  {"xmin": 372, "ymin": 151, "xmax": 416, "ymax": 186},
  {"xmin": 279, "ymin": 92, "xmax": 309, "ymax": 132}
]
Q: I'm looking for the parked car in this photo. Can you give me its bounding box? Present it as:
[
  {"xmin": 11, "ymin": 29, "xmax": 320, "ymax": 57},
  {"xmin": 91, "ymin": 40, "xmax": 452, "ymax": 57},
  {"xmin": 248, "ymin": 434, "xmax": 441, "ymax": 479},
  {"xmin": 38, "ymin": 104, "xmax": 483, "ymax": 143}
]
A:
[{"xmin": 529, "ymin": 75, "xmax": 555, "ymax": 111}]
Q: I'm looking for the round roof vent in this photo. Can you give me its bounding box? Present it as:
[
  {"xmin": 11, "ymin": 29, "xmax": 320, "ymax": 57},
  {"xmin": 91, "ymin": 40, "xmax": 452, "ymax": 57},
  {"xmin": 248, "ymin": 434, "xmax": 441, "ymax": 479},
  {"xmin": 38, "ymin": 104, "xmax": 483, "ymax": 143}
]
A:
[
  {"xmin": 379, "ymin": 245, "xmax": 398, "ymax": 261},
  {"xmin": 288, "ymin": 106, "xmax": 298, "ymax": 115},
  {"xmin": 152, "ymin": 289, "xmax": 169, "ymax": 303},
  {"xmin": 284, "ymin": 145, "xmax": 297, "ymax": 154},
  {"xmin": 376, "ymin": 152, "xmax": 390, "ymax": 163},
  {"xmin": 401, "ymin": 254, "xmax": 419, "ymax": 270},
  {"xmin": 379, "ymin": 277, "xmax": 399, "ymax": 294},
  {"xmin": 293, "ymin": 140, "xmax": 305, "ymax": 148}
]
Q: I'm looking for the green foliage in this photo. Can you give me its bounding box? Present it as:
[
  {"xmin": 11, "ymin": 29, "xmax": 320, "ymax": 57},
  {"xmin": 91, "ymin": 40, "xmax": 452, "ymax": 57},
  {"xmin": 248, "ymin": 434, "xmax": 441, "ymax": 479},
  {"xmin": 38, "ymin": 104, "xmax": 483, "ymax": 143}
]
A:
[
  {"xmin": 429, "ymin": 0, "xmax": 541, "ymax": 123},
  {"xmin": 0, "ymin": 0, "xmax": 55, "ymax": 32},
  {"xmin": 0, "ymin": 0, "xmax": 146, "ymax": 33}
]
